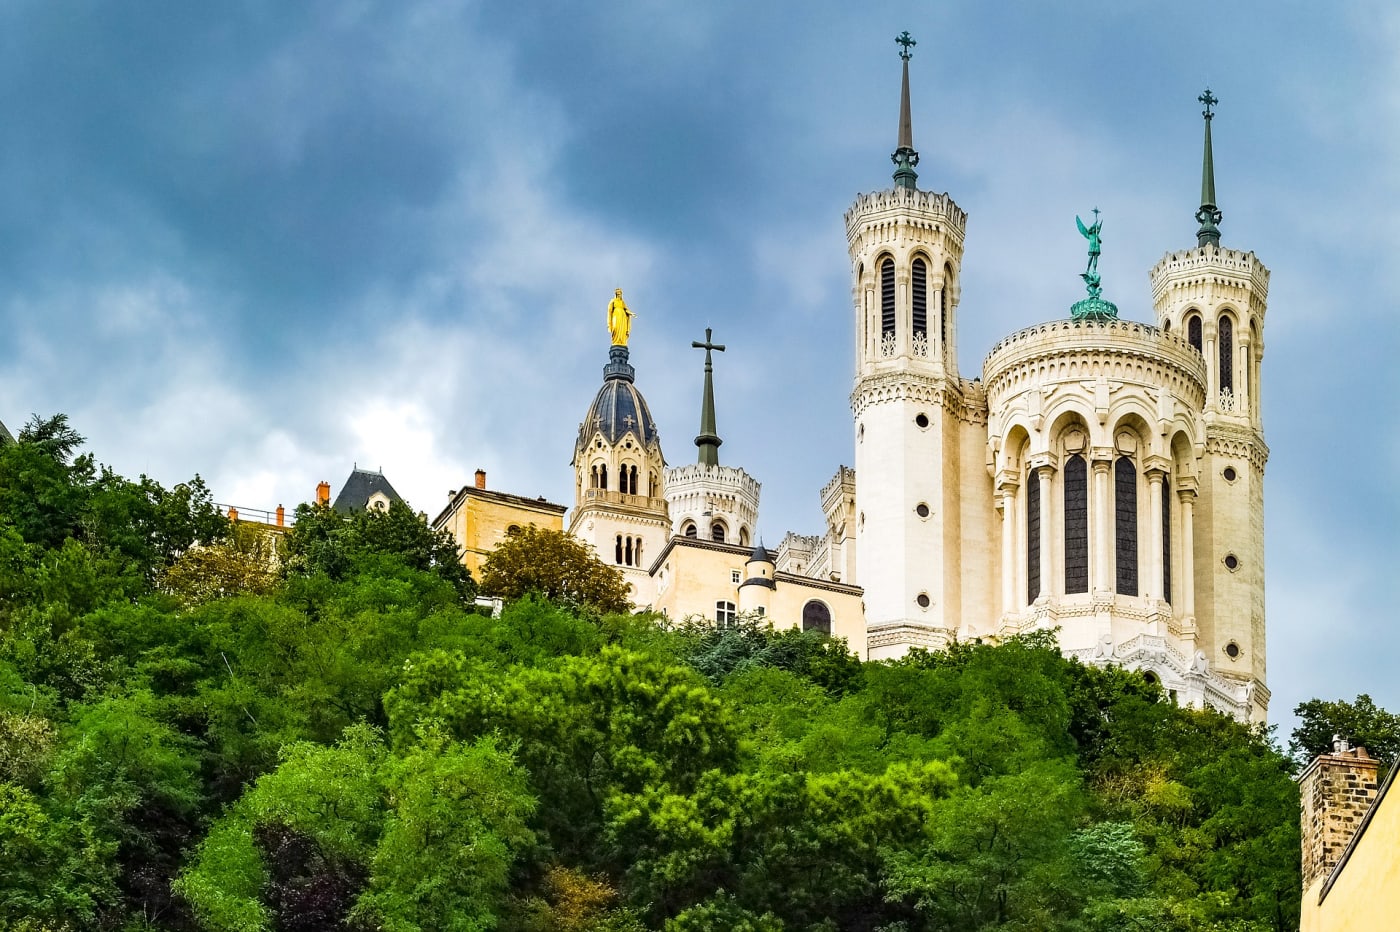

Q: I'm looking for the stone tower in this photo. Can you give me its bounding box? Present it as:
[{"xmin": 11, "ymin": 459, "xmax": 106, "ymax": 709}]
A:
[
  {"xmin": 570, "ymin": 341, "xmax": 671, "ymax": 604},
  {"xmin": 1149, "ymin": 90, "xmax": 1270, "ymax": 716},
  {"xmin": 848, "ymin": 34, "xmax": 976, "ymax": 657},
  {"xmin": 664, "ymin": 328, "xmax": 761, "ymax": 547}
]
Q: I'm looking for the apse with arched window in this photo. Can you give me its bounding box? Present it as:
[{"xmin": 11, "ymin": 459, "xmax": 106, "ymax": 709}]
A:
[
  {"xmin": 1063, "ymin": 454, "xmax": 1089, "ymax": 594},
  {"xmin": 1026, "ymin": 470, "xmax": 1041, "ymax": 604},
  {"xmin": 1115, "ymin": 456, "xmax": 1138, "ymax": 595},
  {"xmin": 802, "ymin": 600, "xmax": 832, "ymax": 635}
]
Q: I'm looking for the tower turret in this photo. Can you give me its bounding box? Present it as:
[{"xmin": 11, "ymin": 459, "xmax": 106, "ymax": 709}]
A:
[
  {"xmin": 664, "ymin": 327, "xmax": 761, "ymax": 547},
  {"xmin": 849, "ymin": 35, "xmax": 988, "ymax": 657},
  {"xmin": 1149, "ymin": 91, "xmax": 1270, "ymax": 719}
]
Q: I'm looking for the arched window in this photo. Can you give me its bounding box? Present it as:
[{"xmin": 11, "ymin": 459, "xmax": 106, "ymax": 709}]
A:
[
  {"xmin": 1161, "ymin": 475, "xmax": 1171, "ymax": 604},
  {"xmin": 634, "ymin": 538, "xmax": 642, "ymax": 567},
  {"xmin": 880, "ymin": 257, "xmax": 896, "ymax": 338},
  {"xmin": 624, "ymin": 537, "xmax": 633, "ymax": 567},
  {"xmin": 615, "ymin": 534, "xmax": 623, "ymax": 565},
  {"xmin": 711, "ymin": 521, "xmax": 727, "ymax": 543},
  {"xmin": 912, "ymin": 258, "xmax": 928, "ymax": 342},
  {"xmin": 507, "ymin": 525, "xmax": 521, "ymax": 537},
  {"xmin": 1187, "ymin": 315, "xmax": 1202, "ymax": 353},
  {"xmin": 630, "ymin": 465, "xmax": 639, "ymax": 494},
  {"xmin": 683, "ymin": 522, "xmax": 697, "ymax": 538},
  {"xmin": 1063, "ymin": 454, "xmax": 1088, "ymax": 593},
  {"xmin": 802, "ymin": 600, "xmax": 832, "ymax": 635},
  {"xmin": 1026, "ymin": 470, "xmax": 1041, "ymax": 603},
  {"xmin": 716, "ymin": 601, "xmax": 737, "ymax": 626},
  {"xmin": 600, "ymin": 463, "xmax": 608, "ymax": 490},
  {"xmin": 739, "ymin": 527, "xmax": 750, "ymax": 547},
  {"xmin": 1218, "ymin": 314, "xmax": 1234, "ymax": 396},
  {"xmin": 1115, "ymin": 456, "xmax": 1138, "ymax": 595}
]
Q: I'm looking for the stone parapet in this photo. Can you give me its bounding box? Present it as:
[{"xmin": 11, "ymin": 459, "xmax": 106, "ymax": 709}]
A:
[
  {"xmin": 982, "ymin": 318, "xmax": 1207, "ymax": 418},
  {"xmin": 1149, "ymin": 244, "xmax": 1271, "ymax": 306},
  {"xmin": 845, "ymin": 188, "xmax": 967, "ymax": 247}
]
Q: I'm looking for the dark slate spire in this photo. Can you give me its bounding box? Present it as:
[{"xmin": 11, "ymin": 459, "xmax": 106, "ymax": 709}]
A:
[
  {"xmin": 691, "ymin": 328, "xmax": 726, "ymax": 467},
  {"xmin": 892, "ymin": 31, "xmax": 920, "ymax": 191},
  {"xmin": 1195, "ymin": 88, "xmax": 1222, "ymax": 247}
]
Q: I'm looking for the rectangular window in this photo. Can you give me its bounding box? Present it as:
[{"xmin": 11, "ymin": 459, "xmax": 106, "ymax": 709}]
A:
[
  {"xmin": 731, "ymin": 569, "xmax": 741, "ymax": 584},
  {"xmin": 716, "ymin": 601, "xmax": 737, "ymax": 626}
]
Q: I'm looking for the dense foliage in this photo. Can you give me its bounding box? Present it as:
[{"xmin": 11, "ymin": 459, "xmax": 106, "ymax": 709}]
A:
[{"xmin": 0, "ymin": 417, "xmax": 1334, "ymax": 930}]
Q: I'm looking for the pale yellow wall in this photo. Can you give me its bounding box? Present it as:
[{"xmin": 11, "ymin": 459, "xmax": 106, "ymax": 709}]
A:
[
  {"xmin": 437, "ymin": 491, "xmax": 565, "ymax": 580},
  {"xmin": 1301, "ymin": 777, "xmax": 1400, "ymax": 931},
  {"xmin": 652, "ymin": 540, "xmax": 866, "ymax": 656}
]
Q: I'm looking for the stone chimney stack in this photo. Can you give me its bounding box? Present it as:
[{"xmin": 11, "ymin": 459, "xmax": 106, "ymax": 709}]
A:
[
  {"xmin": 316, "ymin": 481, "xmax": 331, "ymax": 506},
  {"xmin": 475, "ymin": 469, "xmax": 487, "ymax": 490},
  {"xmin": 1298, "ymin": 736, "xmax": 1381, "ymax": 891}
]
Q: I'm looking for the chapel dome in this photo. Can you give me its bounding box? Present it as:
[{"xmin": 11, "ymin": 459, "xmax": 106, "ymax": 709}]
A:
[{"xmin": 575, "ymin": 345, "xmax": 660, "ymax": 457}]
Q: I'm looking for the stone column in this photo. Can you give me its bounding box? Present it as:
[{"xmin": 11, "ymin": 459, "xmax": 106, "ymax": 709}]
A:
[
  {"xmin": 1238, "ymin": 335, "xmax": 1251, "ymax": 417},
  {"xmin": 932, "ymin": 285, "xmax": 944, "ymax": 362},
  {"xmin": 1145, "ymin": 466, "xmax": 1166, "ymax": 602},
  {"xmin": 1177, "ymin": 485, "xmax": 1197, "ymax": 619},
  {"xmin": 1091, "ymin": 454, "xmax": 1113, "ymax": 593},
  {"xmin": 998, "ymin": 480, "xmax": 1018, "ymax": 615},
  {"xmin": 1037, "ymin": 464, "xmax": 1055, "ymax": 600},
  {"xmin": 897, "ymin": 269, "xmax": 911, "ymax": 357}
]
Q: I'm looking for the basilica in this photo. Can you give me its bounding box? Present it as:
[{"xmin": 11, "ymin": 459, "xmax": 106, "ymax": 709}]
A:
[{"xmin": 447, "ymin": 44, "xmax": 1271, "ymax": 722}]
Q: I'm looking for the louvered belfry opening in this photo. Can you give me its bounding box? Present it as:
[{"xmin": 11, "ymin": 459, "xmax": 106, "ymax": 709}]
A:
[
  {"xmin": 912, "ymin": 258, "xmax": 928, "ymax": 339},
  {"xmin": 1063, "ymin": 454, "xmax": 1089, "ymax": 593},
  {"xmin": 880, "ymin": 257, "xmax": 896, "ymax": 337}
]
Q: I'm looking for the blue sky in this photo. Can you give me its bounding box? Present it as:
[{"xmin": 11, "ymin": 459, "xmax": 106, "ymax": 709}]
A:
[{"xmin": 0, "ymin": 1, "xmax": 1396, "ymax": 730}]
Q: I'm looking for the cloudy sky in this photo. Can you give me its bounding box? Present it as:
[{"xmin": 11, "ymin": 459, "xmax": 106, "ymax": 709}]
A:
[{"xmin": 1, "ymin": 1, "xmax": 1396, "ymax": 729}]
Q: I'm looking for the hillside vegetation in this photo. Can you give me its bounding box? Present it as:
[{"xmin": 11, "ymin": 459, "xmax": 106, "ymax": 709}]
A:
[{"xmin": 0, "ymin": 417, "xmax": 1308, "ymax": 930}]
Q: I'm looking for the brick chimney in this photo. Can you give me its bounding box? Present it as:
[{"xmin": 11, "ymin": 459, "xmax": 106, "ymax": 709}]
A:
[
  {"xmin": 316, "ymin": 481, "xmax": 331, "ymax": 506},
  {"xmin": 475, "ymin": 469, "xmax": 486, "ymax": 489},
  {"xmin": 227, "ymin": 506, "xmax": 239, "ymax": 522},
  {"xmin": 276, "ymin": 505, "xmax": 285, "ymax": 527},
  {"xmin": 1298, "ymin": 736, "xmax": 1381, "ymax": 891}
]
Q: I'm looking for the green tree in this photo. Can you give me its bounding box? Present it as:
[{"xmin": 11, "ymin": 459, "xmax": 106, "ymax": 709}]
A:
[
  {"xmin": 1290, "ymin": 693, "xmax": 1400, "ymax": 772},
  {"xmin": 479, "ymin": 525, "xmax": 631, "ymax": 614},
  {"xmin": 285, "ymin": 499, "xmax": 474, "ymax": 599}
]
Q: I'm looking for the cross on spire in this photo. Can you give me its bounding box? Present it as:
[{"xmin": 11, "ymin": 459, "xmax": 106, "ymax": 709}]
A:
[
  {"xmin": 1199, "ymin": 87, "xmax": 1218, "ymax": 120},
  {"xmin": 692, "ymin": 328, "xmax": 726, "ymax": 467},
  {"xmin": 896, "ymin": 30, "xmax": 916, "ymax": 61}
]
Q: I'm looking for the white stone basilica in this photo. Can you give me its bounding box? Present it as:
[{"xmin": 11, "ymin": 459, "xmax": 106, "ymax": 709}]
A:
[{"xmin": 563, "ymin": 48, "xmax": 1270, "ymax": 722}]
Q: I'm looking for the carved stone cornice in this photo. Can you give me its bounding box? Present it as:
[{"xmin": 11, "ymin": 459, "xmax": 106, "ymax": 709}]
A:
[
  {"xmin": 851, "ymin": 371, "xmax": 981, "ymax": 426},
  {"xmin": 1204, "ymin": 421, "xmax": 1270, "ymax": 472}
]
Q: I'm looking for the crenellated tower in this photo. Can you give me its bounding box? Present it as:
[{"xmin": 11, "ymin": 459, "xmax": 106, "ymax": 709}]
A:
[
  {"xmin": 849, "ymin": 33, "xmax": 981, "ymax": 657},
  {"xmin": 1149, "ymin": 90, "xmax": 1270, "ymax": 717}
]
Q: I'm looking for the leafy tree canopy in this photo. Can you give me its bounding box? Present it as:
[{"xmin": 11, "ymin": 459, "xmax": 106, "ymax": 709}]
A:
[{"xmin": 479, "ymin": 525, "xmax": 631, "ymax": 614}]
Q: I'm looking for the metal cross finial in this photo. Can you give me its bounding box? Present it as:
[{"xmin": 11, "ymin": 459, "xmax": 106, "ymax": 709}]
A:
[
  {"xmin": 896, "ymin": 31, "xmax": 916, "ymax": 61},
  {"xmin": 1199, "ymin": 88, "xmax": 1218, "ymax": 120},
  {"xmin": 692, "ymin": 327, "xmax": 726, "ymax": 360}
]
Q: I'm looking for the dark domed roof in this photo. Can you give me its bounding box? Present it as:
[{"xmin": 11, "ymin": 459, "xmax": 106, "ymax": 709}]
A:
[{"xmin": 575, "ymin": 346, "xmax": 660, "ymax": 456}]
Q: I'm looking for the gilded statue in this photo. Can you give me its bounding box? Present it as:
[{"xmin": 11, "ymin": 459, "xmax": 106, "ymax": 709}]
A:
[{"xmin": 607, "ymin": 288, "xmax": 635, "ymax": 346}]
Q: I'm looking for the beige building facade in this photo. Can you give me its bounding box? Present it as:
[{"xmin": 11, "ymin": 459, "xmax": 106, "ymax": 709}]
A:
[{"xmin": 432, "ymin": 469, "xmax": 567, "ymax": 580}]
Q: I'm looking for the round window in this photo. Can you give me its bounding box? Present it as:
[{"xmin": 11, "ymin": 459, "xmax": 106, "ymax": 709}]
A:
[
  {"xmin": 1224, "ymin": 553, "xmax": 1239, "ymax": 571},
  {"xmin": 1225, "ymin": 642, "xmax": 1241, "ymax": 659},
  {"xmin": 916, "ymin": 593, "xmax": 930, "ymax": 609},
  {"xmin": 1223, "ymin": 466, "xmax": 1237, "ymax": 482},
  {"xmin": 915, "ymin": 413, "xmax": 930, "ymax": 429},
  {"xmin": 915, "ymin": 503, "xmax": 930, "ymax": 518}
]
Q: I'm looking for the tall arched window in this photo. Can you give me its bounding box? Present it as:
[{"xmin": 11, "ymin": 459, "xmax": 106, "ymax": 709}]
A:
[
  {"xmin": 711, "ymin": 521, "xmax": 726, "ymax": 543},
  {"xmin": 1187, "ymin": 315, "xmax": 1202, "ymax": 353},
  {"xmin": 1063, "ymin": 454, "xmax": 1088, "ymax": 593},
  {"xmin": 1115, "ymin": 457, "xmax": 1138, "ymax": 595},
  {"xmin": 1218, "ymin": 314, "xmax": 1234, "ymax": 396},
  {"xmin": 1161, "ymin": 475, "xmax": 1171, "ymax": 604},
  {"xmin": 615, "ymin": 535, "xmax": 623, "ymax": 564},
  {"xmin": 1026, "ymin": 470, "xmax": 1041, "ymax": 604},
  {"xmin": 624, "ymin": 537, "xmax": 633, "ymax": 566},
  {"xmin": 600, "ymin": 464, "xmax": 608, "ymax": 490},
  {"xmin": 880, "ymin": 257, "xmax": 896, "ymax": 340},
  {"xmin": 634, "ymin": 538, "xmax": 642, "ymax": 567},
  {"xmin": 911, "ymin": 258, "xmax": 928, "ymax": 345},
  {"xmin": 802, "ymin": 600, "xmax": 832, "ymax": 635},
  {"xmin": 591, "ymin": 465, "xmax": 599, "ymax": 488}
]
